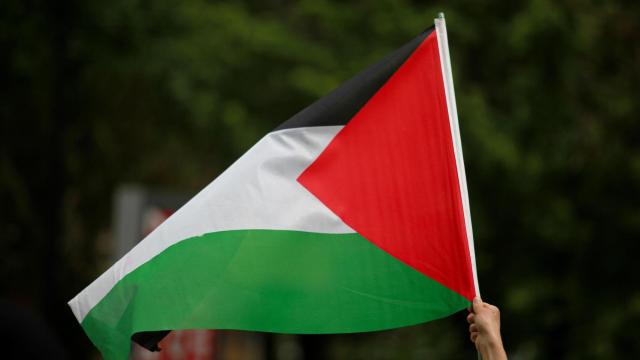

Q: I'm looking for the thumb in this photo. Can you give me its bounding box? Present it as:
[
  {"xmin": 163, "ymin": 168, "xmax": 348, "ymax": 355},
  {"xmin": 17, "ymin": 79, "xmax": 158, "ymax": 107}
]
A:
[{"xmin": 472, "ymin": 296, "xmax": 483, "ymax": 313}]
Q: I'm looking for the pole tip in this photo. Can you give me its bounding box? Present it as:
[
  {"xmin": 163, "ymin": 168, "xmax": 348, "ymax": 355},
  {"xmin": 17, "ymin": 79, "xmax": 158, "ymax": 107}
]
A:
[{"xmin": 438, "ymin": 12, "xmax": 445, "ymax": 19}]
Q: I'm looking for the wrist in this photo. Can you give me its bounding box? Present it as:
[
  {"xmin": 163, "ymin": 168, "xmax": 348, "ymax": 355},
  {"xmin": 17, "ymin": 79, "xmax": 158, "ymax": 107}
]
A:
[{"xmin": 479, "ymin": 335, "xmax": 506, "ymax": 360}]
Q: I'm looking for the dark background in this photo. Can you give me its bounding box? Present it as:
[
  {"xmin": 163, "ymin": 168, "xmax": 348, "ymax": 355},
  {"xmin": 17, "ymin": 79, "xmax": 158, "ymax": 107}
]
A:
[{"xmin": 2, "ymin": 0, "xmax": 639, "ymax": 359}]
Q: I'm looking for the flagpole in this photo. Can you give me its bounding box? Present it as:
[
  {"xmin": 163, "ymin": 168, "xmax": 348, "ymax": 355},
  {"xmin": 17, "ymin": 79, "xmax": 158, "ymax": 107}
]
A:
[{"xmin": 434, "ymin": 12, "xmax": 482, "ymax": 360}]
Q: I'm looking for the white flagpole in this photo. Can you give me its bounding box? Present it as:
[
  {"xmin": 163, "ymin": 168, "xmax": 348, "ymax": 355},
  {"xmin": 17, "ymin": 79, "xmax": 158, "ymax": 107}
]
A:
[
  {"xmin": 434, "ymin": 11, "xmax": 479, "ymax": 298},
  {"xmin": 434, "ymin": 12, "xmax": 482, "ymax": 360}
]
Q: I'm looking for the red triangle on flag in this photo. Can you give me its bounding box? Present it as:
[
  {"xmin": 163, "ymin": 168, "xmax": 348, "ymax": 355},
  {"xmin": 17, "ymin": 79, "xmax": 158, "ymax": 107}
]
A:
[{"xmin": 298, "ymin": 31, "xmax": 475, "ymax": 301}]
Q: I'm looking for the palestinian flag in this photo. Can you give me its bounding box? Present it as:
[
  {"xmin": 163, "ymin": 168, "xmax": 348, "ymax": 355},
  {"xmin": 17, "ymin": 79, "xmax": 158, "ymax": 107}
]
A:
[{"xmin": 69, "ymin": 17, "xmax": 479, "ymax": 360}]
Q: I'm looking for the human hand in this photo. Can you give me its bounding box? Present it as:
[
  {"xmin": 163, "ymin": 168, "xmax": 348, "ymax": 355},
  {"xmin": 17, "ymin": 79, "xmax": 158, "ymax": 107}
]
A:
[{"xmin": 467, "ymin": 297, "xmax": 507, "ymax": 360}]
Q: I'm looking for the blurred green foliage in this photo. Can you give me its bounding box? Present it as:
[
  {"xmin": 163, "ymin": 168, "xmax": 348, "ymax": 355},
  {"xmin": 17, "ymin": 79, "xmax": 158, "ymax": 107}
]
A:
[{"xmin": 1, "ymin": 0, "xmax": 639, "ymax": 359}]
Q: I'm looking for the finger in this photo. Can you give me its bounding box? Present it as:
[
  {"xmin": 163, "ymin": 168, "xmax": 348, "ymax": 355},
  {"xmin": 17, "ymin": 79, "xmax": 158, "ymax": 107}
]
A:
[
  {"xmin": 472, "ymin": 296, "xmax": 483, "ymax": 313},
  {"xmin": 469, "ymin": 324, "xmax": 477, "ymax": 333},
  {"xmin": 470, "ymin": 332, "xmax": 478, "ymax": 343},
  {"xmin": 466, "ymin": 313, "xmax": 475, "ymax": 324}
]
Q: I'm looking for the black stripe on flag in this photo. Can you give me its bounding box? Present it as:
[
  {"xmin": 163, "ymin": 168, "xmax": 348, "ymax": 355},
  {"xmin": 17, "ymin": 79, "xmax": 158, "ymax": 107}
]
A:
[{"xmin": 275, "ymin": 27, "xmax": 433, "ymax": 131}]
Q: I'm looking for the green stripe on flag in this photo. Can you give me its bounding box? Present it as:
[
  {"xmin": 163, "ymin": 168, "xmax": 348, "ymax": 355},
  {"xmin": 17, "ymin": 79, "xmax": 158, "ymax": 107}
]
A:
[{"xmin": 82, "ymin": 230, "xmax": 469, "ymax": 360}]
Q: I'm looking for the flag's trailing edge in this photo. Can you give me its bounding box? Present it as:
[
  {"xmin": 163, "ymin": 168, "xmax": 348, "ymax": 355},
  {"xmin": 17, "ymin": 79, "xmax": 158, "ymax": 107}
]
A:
[{"xmin": 69, "ymin": 17, "xmax": 478, "ymax": 360}]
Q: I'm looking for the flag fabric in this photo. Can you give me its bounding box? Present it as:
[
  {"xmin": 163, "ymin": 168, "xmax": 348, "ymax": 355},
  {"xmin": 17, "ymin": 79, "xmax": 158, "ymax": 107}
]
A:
[{"xmin": 69, "ymin": 17, "xmax": 478, "ymax": 360}]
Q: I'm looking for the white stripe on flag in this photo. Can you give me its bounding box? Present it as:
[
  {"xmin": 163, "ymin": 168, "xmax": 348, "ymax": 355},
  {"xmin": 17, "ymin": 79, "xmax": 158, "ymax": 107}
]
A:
[{"xmin": 69, "ymin": 126, "xmax": 354, "ymax": 322}]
